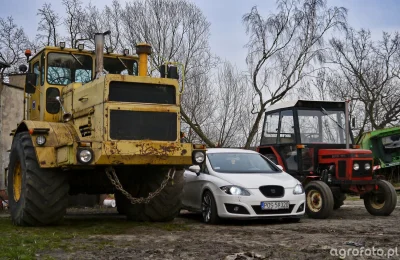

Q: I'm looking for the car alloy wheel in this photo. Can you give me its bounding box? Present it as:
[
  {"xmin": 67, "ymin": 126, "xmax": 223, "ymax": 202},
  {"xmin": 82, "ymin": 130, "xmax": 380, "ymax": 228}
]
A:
[{"xmin": 202, "ymin": 192, "xmax": 212, "ymax": 222}]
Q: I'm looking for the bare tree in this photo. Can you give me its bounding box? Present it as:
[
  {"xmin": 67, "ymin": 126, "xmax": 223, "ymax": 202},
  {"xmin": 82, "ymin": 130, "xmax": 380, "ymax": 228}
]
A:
[
  {"xmin": 329, "ymin": 28, "xmax": 400, "ymax": 135},
  {"xmin": 36, "ymin": 3, "xmax": 60, "ymax": 46},
  {"xmin": 0, "ymin": 16, "xmax": 29, "ymax": 71},
  {"xmin": 242, "ymin": 0, "xmax": 347, "ymax": 148},
  {"xmin": 63, "ymin": 0, "xmax": 85, "ymax": 48},
  {"xmin": 122, "ymin": 0, "xmax": 218, "ymax": 146}
]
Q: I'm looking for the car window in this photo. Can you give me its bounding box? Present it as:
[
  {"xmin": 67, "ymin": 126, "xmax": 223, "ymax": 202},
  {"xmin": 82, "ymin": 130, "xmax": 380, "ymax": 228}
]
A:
[{"xmin": 207, "ymin": 153, "xmax": 280, "ymax": 173}]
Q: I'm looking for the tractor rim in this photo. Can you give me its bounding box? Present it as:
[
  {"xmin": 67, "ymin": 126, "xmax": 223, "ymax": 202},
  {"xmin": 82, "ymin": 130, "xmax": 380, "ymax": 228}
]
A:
[
  {"xmin": 370, "ymin": 190, "xmax": 385, "ymax": 210},
  {"xmin": 13, "ymin": 161, "xmax": 22, "ymax": 202},
  {"xmin": 307, "ymin": 189, "xmax": 322, "ymax": 212}
]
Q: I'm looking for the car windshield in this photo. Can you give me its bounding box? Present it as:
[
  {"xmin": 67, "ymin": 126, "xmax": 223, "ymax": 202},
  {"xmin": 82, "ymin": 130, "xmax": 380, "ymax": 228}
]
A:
[{"xmin": 207, "ymin": 153, "xmax": 279, "ymax": 173}]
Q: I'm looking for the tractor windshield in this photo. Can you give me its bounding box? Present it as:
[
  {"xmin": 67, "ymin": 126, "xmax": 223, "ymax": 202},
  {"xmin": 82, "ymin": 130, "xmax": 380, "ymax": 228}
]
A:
[
  {"xmin": 104, "ymin": 57, "xmax": 138, "ymax": 75},
  {"xmin": 47, "ymin": 52, "xmax": 93, "ymax": 85},
  {"xmin": 297, "ymin": 109, "xmax": 347, "ymax": 144}
]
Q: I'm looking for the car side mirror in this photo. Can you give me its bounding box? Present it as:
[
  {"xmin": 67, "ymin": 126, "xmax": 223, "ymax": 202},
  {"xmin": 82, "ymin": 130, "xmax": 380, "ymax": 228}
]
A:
[
  {"xmin": 276, "ymin": 165, "xmax": 284, "ymax": 171},
  {"xmin": 188, "ymin": 165, "xmax": 201, "ymax": 176},
  {"xmin": 25, "ymin": 73, "xmax": 37, "ymax": 94}
]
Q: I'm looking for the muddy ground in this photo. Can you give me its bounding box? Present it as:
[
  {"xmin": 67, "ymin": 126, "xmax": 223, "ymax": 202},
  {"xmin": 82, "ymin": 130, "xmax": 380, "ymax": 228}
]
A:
[{"xmin": 23, "ymin": 197, "xmax": 397, "ymax": 260}]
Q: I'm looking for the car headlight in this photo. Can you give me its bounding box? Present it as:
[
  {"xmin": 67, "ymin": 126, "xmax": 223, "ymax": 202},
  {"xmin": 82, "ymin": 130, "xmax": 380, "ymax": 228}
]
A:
[
  {"xmin": 364, "ymin": 163, "xmax": 371, "ymax": 170},
  {"xmin": 77, "ymin": 149, "xmax": 93, "ymax": 164},
  {"xmin": 220, "ymin": 185, "xmax": 250, "ymax": 196},
  {"xmin": 192, "ymin": 151, "xmax": 205, "ymax": 164},
  {"xmin": 353, "ymin": 163, "xmax": 360, "ymax": 171},
  {"xmin": 293, "ymin": 184, "xmax": 304, "ymax": 194},
  {"xmin": 36, "ymin": 135, "xmax": 46, "ymax": 146}
]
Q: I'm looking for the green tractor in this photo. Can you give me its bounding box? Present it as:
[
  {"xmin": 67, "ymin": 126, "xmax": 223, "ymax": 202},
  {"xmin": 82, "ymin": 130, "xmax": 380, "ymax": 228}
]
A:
[{"xmin": 356, "ymin": 126, "xmax": 400, "ymax": 185}]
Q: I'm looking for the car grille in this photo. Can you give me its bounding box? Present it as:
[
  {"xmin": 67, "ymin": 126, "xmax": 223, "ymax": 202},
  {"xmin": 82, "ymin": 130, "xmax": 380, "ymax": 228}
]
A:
[
  {"xmin": 109, "ymin": 110, "xmax": 177, "ymax": 141},
  {"xmin": 259, "ymin": 185, "xmax": 285, "ymax": 198},
  {"xmin": 252, "ymin": 204, "xmax": 295, "ymax": 215}
]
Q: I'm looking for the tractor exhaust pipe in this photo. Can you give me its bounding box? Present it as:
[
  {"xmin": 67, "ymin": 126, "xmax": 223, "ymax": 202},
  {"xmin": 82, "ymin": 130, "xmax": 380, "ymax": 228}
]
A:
[
  {"xmin": 95, "ymin": 30, "xmax": 111, "ymax": 79},
  {"xmin": 345, "ymin": 99, "xmax": 350, "ymax": 149}
]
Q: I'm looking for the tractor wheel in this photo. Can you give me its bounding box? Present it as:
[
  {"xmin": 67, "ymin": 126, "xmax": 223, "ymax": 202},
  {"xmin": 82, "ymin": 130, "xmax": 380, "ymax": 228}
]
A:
[
  {"xmin": 115, "ymin": 192, "xmax": 127, "ymax": 215},
  {"xmin": 363, "ymin": 180, "xmax": 397, "ymax": 216},
  {"xmin": 333, "ymin": 192, "xmax": 346, "ymax": 210},
  {"xmin": 305, "ymin": 181, "xmax": 334, "ymax": 219},
  {"xmin": 7, "ymin": 132, "xmax": 69, "ymax": 226},
  {"xmin": 125, "ymin": 168, "xmax": 184, "ymax": 222}
]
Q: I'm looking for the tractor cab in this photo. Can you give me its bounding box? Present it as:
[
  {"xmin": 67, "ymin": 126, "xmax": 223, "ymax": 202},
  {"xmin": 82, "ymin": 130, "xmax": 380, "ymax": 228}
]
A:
[
  {"xmin": 259, "ymin": 100, "xmax": 352, "ymax": 179},
  {"xmin": 258, "ymin": 100, "xmax": 397, "ymax": 219}
]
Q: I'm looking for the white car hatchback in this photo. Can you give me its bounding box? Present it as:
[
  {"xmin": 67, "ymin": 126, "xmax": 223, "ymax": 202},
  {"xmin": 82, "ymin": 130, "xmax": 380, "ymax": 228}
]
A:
[{"xmin": 182, "ymin": 148, "xmax": 305, "ymax": 224}]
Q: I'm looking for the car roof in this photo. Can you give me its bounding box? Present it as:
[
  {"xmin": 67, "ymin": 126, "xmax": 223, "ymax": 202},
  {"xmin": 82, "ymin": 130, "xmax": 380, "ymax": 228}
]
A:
[{"xmin": 206, "ymin": 148, "xmax": 258, "ymax": 154}]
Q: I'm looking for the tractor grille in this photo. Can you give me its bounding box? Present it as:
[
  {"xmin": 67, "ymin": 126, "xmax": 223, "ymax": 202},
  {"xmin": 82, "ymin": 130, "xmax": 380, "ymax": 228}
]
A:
[
  {"xmin": 352, "ymin": 160, "xmax": 373, "ymax": 178},
  {"xmin": 252, "ymin": 204, "xmax": 295, "ymax": 215},
  {"xmin": 109, "ymin": 81, "xmax": 176, "ymax": 104},
  {"xmin": 259, "ymin": 185, "xmax": 284, "ymax": 198},
  {"xmin": 109, "ymin": 110, "xmax": 177, "ymax": 141},
  {"xmin": 338, "ymin": 160, "xmax": 346, "ymax": 178}
]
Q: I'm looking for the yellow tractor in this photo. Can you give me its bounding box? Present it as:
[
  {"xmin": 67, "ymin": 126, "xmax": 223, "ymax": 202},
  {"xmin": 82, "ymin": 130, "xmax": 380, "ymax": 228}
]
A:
[{"xmin": 5, "ymin": 31, "xmax": 206, "ymax": 226}]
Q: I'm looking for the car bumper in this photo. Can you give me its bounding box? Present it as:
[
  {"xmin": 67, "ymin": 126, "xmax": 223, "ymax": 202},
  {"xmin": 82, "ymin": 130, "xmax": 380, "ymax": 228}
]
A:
[{"xmin": 214, "ymin": 189, "xmax": 305, "ymax": 219}]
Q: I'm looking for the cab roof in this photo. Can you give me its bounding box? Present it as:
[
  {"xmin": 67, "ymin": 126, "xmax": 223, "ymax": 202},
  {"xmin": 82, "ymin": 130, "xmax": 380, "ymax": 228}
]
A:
[
  {"xmin": 28, "ymin": 46, "xmax": 138, "ymax": 61},
  {"xmin": 265, "ymin": 99, "xmax": 346, "ymax": 113}
]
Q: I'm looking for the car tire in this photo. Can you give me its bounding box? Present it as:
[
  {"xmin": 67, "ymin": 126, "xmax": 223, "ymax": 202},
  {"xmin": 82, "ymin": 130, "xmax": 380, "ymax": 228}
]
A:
[
  {"xmin": 202, "ymin": 190, "xmax": 220, "ymax": 224},
  {"xmin": 305, "ymin": 181, "xmax": 334, "ymax": 219},
  {"xmin": 363, "ymin": 180, "xmax": 397, "ymax": 216}
]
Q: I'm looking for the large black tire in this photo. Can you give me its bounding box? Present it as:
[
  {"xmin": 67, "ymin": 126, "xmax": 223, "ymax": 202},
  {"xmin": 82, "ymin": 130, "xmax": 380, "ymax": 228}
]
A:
[
  {"xmin": 115, "ymin": 191, "xmax": 127, "ymax": 215},
  {"xmin": 7, "ymin": 132, "xmax": 69, "ymax": 226},
  {"xmin": 124, "ymin": 168, "xmax": 184, "ymax": 222},
  {"xmin": 201, "ymin": 190, "xmax": 220, "ymax": 224},
  {"xmin": 364, "ymin": 180, "xmax": 397, "ymax": 216},
  {"xmin": 305, "ymin": 181, "xmax": 334, "ymax": 219}
]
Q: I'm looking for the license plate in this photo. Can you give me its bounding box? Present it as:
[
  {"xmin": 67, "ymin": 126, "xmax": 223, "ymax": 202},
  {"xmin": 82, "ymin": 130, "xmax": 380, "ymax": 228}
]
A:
[{"xmin": 261, "ymin": 201, "xmax": 289, "ymax": 210}]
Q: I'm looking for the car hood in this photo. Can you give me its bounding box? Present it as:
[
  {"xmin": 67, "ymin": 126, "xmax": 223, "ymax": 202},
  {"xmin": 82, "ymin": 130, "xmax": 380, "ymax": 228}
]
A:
[{"xmin": 216, "ymin": 172, "xmax": 299, "ymax": 189}]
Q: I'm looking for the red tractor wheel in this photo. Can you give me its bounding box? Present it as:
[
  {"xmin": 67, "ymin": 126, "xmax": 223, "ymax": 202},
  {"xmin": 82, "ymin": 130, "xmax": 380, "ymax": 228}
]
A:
[
  {"xmin": 363, "ymin": 180, "xmax": 397, "ymax": 216},
  {"xmin": 305, "ymin": 181, "xmax": 334, "ymax": 219}
]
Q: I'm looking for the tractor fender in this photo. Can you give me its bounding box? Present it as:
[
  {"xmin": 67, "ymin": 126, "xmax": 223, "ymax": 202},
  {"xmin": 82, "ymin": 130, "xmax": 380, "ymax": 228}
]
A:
[{"xmin": 13, "ymin": 120, "xmax": 80, "ymax": 167}]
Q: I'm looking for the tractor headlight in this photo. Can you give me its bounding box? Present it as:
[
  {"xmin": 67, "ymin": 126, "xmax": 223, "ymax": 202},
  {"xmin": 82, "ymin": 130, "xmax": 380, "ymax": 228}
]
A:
[
  {"xmin": 77, "ymin": 149, "xmax": 93, "ymax": 164},
  {"xmin": 364, "ymin": 163, "xmax": 371, "ymax": 171},
  {"xmin": 353, "ymin": 163, "xmax": 360, "ymax": 171},
  {"xmin": 293, "ymin": 184, "xmax": 304, "ymax": 194},
  {"xmin": 220, "ymin": 185, "xmax": 250, "ymax": 196},
  {"xmin": 192, "ymin": 151, "xmax": 205, "ymax": 164},
  {"xmin": 36, "ymin": 135, "xmax": 46, "ymax": 146}
]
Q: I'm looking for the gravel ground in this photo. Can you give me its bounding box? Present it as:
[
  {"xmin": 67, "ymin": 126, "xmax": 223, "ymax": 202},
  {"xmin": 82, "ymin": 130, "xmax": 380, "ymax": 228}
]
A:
[{"xmin": 35, "ymin": 197, "xmax": 400, "ymax": 260}]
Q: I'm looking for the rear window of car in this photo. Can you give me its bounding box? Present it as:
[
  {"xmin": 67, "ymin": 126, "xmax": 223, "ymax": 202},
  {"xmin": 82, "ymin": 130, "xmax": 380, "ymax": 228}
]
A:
[{"xmin": 207, "ymin": 153, "xmax": 280, "ymax": 173}]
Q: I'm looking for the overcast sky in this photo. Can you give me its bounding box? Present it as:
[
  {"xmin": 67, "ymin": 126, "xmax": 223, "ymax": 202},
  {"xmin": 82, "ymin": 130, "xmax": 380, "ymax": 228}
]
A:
[{"xmin": 1, "ymin": 0, "xmax": 400, "ymax": 67}]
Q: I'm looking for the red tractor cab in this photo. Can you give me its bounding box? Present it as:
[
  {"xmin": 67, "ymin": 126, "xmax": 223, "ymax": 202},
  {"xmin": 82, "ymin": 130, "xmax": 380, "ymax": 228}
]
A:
[{"xmin": 257, "ymin": 100, "xmax": 397, "ymax": 219}]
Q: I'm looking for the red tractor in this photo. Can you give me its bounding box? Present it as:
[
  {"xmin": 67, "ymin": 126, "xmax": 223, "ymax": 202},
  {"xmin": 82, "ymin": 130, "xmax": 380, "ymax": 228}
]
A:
[{"xmin": 257, "ymin": 100, "xmax": 398, "ymax": 219}]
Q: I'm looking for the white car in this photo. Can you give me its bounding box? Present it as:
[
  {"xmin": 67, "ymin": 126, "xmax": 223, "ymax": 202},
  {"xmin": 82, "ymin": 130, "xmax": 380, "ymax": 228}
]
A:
[{"xmin": 182, "ymin": 148, "xmax": 305, "ymax": 224}]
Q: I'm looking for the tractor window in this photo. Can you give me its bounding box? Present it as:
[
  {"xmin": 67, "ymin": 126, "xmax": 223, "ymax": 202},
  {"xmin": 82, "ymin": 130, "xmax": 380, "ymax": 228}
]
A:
[
  {"xmin": 262, "ymin": 112, "xmax": 279, "ymax": 144},
  {"xmin": 279, "ymin": 110, "xmax": 295, "ymax": 143},
  {"xmin": 41, "ymin": 53, "xmax": 45, "ymax": 85},
  {"xmin": 298, "ymin": 109, "xmax": 346, "ymax": 144},
  {"xmin": 47, "ymin": 52, "xmax": 93, "ymax": 85},
  {"xmin": 33, "ymin": 62, "xmax": 39, "ymax": 86},
  {"xmin": 104, "ymin": 57, "xmax": 138, "ymax": 75}
]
